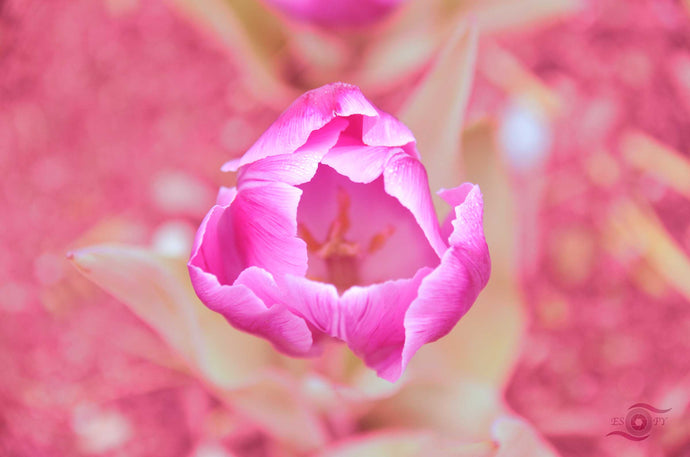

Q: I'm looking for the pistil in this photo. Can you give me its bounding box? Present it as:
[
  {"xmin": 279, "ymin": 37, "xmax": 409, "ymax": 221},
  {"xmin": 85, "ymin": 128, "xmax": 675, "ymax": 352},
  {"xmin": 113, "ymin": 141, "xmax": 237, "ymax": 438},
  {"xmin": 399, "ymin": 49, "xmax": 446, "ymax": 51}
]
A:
[{"xmin": 298, "ymin": 187, "xmax": 395, "ymax": 291}]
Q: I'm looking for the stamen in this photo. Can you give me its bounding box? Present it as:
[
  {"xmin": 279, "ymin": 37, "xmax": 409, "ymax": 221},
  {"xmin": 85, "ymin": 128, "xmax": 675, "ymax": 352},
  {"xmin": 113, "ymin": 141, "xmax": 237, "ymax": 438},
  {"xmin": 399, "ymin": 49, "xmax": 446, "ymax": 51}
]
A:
[
  {"xmin": 298, "ymin": 224, "xmax": 323, "ymax": 252},
  {"xmin": 298, "ymin": 187, "xmax": 396, "ymax": 291},
  {"xmin": 367, "ymin": 225, "xmax": 396, "ymax": 254}
]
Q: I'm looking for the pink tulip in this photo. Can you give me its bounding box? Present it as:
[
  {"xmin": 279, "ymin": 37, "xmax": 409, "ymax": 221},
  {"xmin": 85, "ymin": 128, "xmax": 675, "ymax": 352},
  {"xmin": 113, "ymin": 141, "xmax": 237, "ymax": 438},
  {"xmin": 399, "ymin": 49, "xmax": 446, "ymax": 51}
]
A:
[
  {"xmin": 188, "ymin": 83, "xmax": 490, "ymax": 382},
  {"xmin": 261, "ymin": 0, "xmax": 405, "ymax": 26}
]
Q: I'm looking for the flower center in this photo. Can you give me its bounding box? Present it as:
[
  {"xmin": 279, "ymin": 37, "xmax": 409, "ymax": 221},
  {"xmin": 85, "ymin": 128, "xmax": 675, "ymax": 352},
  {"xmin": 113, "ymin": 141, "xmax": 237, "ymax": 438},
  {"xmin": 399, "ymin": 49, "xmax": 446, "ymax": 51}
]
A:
[{"xmin": 298, "ymin": 187, "xmax": 394, "ymax": 292}]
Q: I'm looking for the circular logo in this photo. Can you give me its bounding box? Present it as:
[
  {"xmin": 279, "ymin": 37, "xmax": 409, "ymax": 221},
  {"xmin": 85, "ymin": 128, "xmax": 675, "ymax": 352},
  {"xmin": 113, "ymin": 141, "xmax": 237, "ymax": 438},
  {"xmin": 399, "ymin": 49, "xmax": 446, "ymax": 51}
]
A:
[{"xmin": 625, "ymin": 407, "xmax": 652, "ymax": 437}]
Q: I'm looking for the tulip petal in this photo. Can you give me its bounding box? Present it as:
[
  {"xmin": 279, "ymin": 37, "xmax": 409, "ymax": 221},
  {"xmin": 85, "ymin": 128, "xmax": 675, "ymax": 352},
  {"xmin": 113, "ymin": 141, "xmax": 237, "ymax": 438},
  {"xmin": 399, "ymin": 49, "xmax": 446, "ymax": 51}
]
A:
[
  {"xmin": 321, "ymin": 144, "xmax": 397, "ymax": 184},
  {"xmin": 383, "ymin": 151, "xmax": 448, "ymax": 258},
  {"xmin": 401, "ymin": 184, "xmax": 491, "ymax": 371},
  {"xmin": 191, "ymin": 184, "xmax": 307, "ymax": 283},
  {"xmin": 188, "ymin": 263, "xmax": 313, "ymax": 356},
  {"xmin": 341, "ymin": 268, "xmax": 431, "ymax": 382},
  {"xmin": 189, "ymin": 83, "xmax": 491, "ymax": 383},
  {"xmin": 189, "ymin": 186, "xmax": 313, "ymax": 356},
  {"xmin": 362, "ymin": 109, "xmax": 417, "ymax": 149},
  {"xmin": 222, "ymin": 83, "xmax": 377, "ymax": 172},
  {"xmin": 238, "ymin": 117, "xmax": 349, "ymax": 185},
  {"xmin": 280, "ymin": 275, "xmax": 341, "ymax": 338},
  {"xmin": 190, "ymin": 187, "xmax": 243, "ymax": 285},
  {"xmin": 231, "ymin": 182, "xmax": 308, "ymax": 277}
]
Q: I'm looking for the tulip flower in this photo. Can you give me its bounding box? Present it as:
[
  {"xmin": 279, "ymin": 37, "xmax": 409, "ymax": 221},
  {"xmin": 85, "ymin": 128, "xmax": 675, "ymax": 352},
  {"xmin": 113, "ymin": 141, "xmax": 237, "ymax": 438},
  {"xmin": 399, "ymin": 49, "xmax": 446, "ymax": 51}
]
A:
[
  {"xmin": 260, "ymin": 0, "xmax": 406, "ymax": 27},
  {"xmin": 188, "ymin": 82, "xmax": 490, "ymax": 382}
]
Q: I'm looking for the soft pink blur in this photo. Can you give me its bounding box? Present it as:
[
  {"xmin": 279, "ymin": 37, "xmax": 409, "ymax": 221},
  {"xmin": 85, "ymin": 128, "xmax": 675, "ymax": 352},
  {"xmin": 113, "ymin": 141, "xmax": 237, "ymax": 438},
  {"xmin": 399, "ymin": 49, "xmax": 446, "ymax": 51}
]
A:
[{"xmin": 2, "ymin": 0, "xmax": 689, "ymax": 456}]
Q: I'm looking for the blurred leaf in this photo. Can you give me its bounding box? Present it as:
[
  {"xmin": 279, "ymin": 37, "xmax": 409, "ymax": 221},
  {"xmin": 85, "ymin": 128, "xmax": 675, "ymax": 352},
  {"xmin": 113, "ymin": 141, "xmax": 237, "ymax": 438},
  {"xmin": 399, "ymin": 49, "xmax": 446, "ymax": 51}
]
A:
[
  {"xmin": 416, "ymin": 121, "xmax": 524, "ymax": 388},
  {"xmin": 358, "ymin": 1, "xmax": 444, "ymax": 90},
  {"xmin": 398, "ymin": 20, "xmax": 478, "ymax": 218},
  {"xmin": 166, "ymin": 0, "xmax": 294, "ymax": 107},
  {"xmin": 608, "ymin": 201, "xmax": 690, "ymax": 303},
  {"xmin": 445, "ymin": 0, "xmax": 580, "ymax": 35},
  {"xmin": 284, "ymin": 25, "xmax": 351, "ymax": 87},
  {"xmin": 317, "ymin": 431, "xmax": 496, "ymax": 457},
  {"xmin": 491, "ymin": 416, "xmax": 560, "ymax": 457},
  {"xmin": 360, "ymin": 0, "xmax": 577, "ymax": 92},
  {"xmin": 444, "ymin": 121, "xmax": 525, "ymax": 382},
  {"xmin": 219, "ymin": 372, "xmax": 329, "ymax": 453},
  {"xmin": 69, "ymin": 244, "xmax": 329, "ymax": 451},
  {"xmin": 334, "ymin": 417, "xmax": 559, "ymax": 457},
  {"xmin": 361, "ymin": 121, "xmax": 526, "ymax": 440},
  {"xmin": 360, "ymin": 379, "xmax": 504, "ymax": 441},
  {"xmin": 621, "ymin": 131, "xmax": 690, "ymax": 200},
  {"xmin": 317, "ymin": 417, "xmax": 560, "ymax": 457},
  {"xmin": 480, "ymin": 44, "xmax": 562, "ymax": 117},
  {"xmin": 68, "ymin": 244, "xmax": 276, "ymax": 389}
]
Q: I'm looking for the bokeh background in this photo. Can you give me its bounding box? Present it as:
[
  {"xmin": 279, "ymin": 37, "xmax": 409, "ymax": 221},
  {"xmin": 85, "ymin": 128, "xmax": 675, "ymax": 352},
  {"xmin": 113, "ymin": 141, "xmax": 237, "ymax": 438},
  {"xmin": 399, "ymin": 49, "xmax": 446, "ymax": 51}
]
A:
[{"xmin": 2, "ymin": 0, "xmax": 689, "ymax": 456}]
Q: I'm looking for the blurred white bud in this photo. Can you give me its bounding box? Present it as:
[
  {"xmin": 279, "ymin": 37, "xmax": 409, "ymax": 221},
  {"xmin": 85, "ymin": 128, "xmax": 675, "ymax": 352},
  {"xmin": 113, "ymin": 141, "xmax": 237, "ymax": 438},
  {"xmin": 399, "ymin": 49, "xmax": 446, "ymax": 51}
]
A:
[
  {"xmin": 499, "ymin": 98, "xmax": 552, "ymax": 171},
  {"xmin": 191, "ymin": 442, "xmax": 235, "ymax": 457},
  {"xmin": 72, "ymin": 405, "xmax": 132, "ymax": 454},
  {"xmin": 152, "ymin": 220, "xmax": 195, "ymax": 258},
  {"xmin": 151, "ymin": 170, "xmax": 214, "ymax": 217}
]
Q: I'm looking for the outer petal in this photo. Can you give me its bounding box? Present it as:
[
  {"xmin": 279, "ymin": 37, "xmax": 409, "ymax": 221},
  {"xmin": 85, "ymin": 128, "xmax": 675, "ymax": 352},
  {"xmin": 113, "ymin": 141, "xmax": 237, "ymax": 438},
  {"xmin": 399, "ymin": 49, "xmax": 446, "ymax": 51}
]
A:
[
  {"xmin": 231, "ymin": 182, "xmax": 308, "ymax": 277},
  {"xmin": 340, "ymin": 268, "xmax": 432, "ymax": 382},
  {"xmin": 238, "ymin": 117, "xmax": 349, "ymax": 185},
  {"xmin": 280, "ymin": 275, "xmax": 341, "ymax": 339},
  {"xmin": 189, "ymin": 188, "xmax": 313, "ymax": 356},
  {"xmin": 189, "ymin": 187, "xmax": 242, "ymax": 285},
  {"xmin": 401, "ymin": 184, "xmax": 491, "ymax": 371},
  {"xmin": 362, "ymin": 109, "xmax": 416, "ymax": 149},
  {"xmin": 321, "ymin": 144, "xmax": 398, "ymax": 184},
  {"xmin": 222, "ymin": 83, "xmax": 377, "ymax": 172},
  {"xmin": 383, "ymin": 151, "xmax": 448, "ymax": 258},
  {"xmin": 187, "ymin": 263, "xmax": 313, "ymax": 356}
]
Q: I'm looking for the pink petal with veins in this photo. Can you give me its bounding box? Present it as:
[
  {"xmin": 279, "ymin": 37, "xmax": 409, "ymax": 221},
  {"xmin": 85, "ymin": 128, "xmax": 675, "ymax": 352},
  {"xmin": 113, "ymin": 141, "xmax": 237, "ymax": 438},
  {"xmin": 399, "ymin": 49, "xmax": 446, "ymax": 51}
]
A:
[
  {"xmin": 222, "ymin": 83, "xmax": 376, "ymax": 172},
  {"xmin": 382, "ymin": 152, "xmax": 449, "ymax": 258},
  {"xmin": 229, "ymin": 182, "xmax": 307, "ymax": 277},
  {"xmin": 188, "ymin": 188, "xmax": 314, "ymax": 356},
  {"xmin": 238, "ymin": 118, "xmax": 349, "ymax": 186},
  {"xmin": 280, "ymin": 274, "xmax": 341, "ymax": 338},
  {"xmin": 401, "ymin": 184, "xmax": 491, "ymax": 373},
  {"xmin": 341, "ymin": 268, "xmax": 432, "ymax": 381}
]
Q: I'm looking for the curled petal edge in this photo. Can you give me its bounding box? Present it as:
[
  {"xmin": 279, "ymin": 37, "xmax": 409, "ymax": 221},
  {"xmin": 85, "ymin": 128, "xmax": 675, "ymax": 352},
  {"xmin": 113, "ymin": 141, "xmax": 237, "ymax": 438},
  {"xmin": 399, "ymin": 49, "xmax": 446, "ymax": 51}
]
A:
[
  {"xmin": 400, "ymin": 184, "xmax": 490, "ymax": 377},
  {"xmin": 222, "ymin": 83, "xmax": 378, "ymax": 172},
  {"xmin": 189, "ymin": 188, "xmax": 314, "ymax": 356},
  {"xmin": 337, "ymin": 184, "xmax": 489, "ymax": 382}
]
